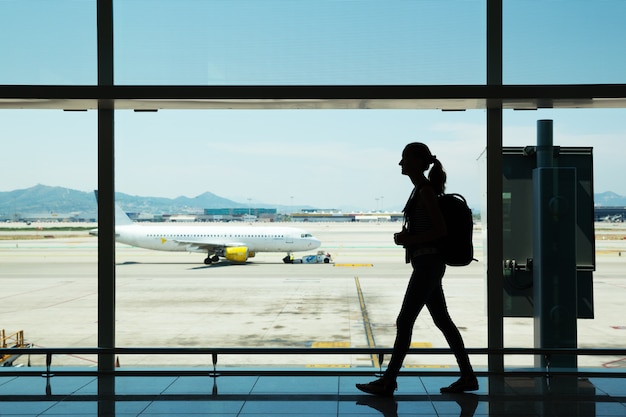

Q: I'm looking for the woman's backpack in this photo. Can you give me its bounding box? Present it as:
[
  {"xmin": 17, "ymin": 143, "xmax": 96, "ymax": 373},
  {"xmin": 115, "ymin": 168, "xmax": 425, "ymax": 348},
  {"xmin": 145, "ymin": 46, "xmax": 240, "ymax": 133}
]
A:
[{"xmin": 437, "ymin": 193, "xmax": 476, "ymax": 266}]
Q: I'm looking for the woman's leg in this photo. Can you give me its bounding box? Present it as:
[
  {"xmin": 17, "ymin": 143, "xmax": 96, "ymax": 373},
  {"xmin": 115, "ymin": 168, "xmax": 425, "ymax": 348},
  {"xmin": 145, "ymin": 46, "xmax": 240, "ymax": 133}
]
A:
[
  {"xmin": 383, "ymin": 259, "xmax": 442, "ymax": 381},
  {"xmin": 426, "ymin": 283, "xmax": 474, "ymax": 377}
]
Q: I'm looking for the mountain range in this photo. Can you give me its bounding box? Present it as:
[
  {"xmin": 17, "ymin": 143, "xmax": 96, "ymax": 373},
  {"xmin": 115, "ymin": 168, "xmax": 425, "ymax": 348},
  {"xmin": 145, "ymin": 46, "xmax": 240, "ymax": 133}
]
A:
[
  {"xmin": 594, "ymin": 191, "xmax": 626, "ymax": 207},
  {"xmin": 1, "ymin": 185, "xmax": 625, "ymax": 220},
  {"xmin": 0, "ymin": 185, "xmax": 258, "ymax": 220}
]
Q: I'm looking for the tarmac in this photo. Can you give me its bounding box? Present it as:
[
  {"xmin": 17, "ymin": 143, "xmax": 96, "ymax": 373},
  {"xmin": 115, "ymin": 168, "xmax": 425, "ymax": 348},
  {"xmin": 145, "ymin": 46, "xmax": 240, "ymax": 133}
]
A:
[{"xmin": 1, "ymin": 221, "xmax": 625, "ymax": 370}]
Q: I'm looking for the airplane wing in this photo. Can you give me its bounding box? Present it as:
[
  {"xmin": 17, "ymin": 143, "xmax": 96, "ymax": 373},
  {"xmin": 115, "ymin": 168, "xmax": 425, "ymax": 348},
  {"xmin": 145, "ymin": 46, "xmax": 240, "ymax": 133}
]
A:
[{"xmin": 168, "ymin": 238, "xmax": 248, "ymax": 253}]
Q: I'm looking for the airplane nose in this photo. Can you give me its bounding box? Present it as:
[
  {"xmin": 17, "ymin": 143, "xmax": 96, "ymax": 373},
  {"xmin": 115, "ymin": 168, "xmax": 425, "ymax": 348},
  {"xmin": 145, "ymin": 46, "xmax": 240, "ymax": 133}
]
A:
[{"xmin": 311, "ymin": 238, "xmax": 321, "ymax": 248}]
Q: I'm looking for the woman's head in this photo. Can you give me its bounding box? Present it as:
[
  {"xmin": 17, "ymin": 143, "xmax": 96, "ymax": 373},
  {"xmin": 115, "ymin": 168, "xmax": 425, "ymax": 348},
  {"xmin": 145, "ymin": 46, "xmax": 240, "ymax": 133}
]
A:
[
  {"xmin": 400, "ymin": 142, "xmax": 446, "ymax": 195},
  {"xmin": 402, "ymin": 142, "xmax": 435, "ymax": 165}
]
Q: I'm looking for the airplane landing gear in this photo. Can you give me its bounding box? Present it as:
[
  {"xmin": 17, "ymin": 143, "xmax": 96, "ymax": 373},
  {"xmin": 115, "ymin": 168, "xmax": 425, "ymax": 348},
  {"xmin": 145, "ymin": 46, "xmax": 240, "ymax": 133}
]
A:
[{"xmin": 204, "ymin": 254, "xmax": 220, "ymax": 265}]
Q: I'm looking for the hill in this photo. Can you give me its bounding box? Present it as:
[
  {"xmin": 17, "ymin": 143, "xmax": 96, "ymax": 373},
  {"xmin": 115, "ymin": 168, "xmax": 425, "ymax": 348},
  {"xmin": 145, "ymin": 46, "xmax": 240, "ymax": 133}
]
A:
[
  {"xmin": 0, "ymin": 185, "xmax": 247, "ymax": 220},
  {"xmin": 594, "ymin": 191, "xmax": 626, "ymax": 206}
]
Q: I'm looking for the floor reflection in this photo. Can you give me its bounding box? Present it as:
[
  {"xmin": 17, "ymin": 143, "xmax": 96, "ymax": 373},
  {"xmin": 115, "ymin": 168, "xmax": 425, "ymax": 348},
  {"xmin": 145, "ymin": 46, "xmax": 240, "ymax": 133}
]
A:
[{"xmin": 0, "ymin": 372, "xmax": 623, "ymax": 417}]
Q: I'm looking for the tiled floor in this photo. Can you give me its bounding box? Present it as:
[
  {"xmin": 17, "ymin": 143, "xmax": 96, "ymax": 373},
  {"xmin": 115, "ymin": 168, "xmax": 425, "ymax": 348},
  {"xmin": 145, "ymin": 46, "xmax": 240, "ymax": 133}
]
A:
[{"xmin": 0, "ymin": 372, "xmax": 624, "ymax": 416}]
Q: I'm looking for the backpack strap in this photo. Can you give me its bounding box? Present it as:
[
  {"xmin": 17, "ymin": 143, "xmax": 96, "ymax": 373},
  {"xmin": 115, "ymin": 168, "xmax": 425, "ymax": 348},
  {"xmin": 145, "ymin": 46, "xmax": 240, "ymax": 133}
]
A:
[
  {"xmin": 402, "ymin": 188, "xmax": 415, "ymax": 229},
  {"xmin": 403, "ymin": 181, "xmax": 432, "ymax": 228}
]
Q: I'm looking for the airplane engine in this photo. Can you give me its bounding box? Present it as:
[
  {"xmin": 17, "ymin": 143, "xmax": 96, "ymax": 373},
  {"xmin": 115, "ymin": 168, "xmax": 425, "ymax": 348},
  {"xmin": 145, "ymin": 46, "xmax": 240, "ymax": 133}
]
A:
[{"xmin": 224, "ymin": 246, "xmax": 248, "ymax": 263}]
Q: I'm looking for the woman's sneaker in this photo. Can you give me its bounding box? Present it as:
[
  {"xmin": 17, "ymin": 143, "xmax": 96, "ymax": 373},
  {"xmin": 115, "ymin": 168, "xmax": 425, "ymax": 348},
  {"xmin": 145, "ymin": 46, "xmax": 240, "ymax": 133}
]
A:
[
  {"xmin": 440, "ymin": 376, "xmax": 479, "ymax": 393},
  {"xmin": 356, "ymin": 378, "xmax": 397, "ymax": 397}
]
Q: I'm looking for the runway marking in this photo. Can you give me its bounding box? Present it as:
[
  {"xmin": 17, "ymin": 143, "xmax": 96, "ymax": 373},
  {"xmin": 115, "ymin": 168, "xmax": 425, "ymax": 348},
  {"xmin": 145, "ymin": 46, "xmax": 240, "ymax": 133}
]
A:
[
  {"xmin": 307, "ymin": 342, "xmax": 351, "ymax": 368},
  {"xmin": 410, "ymin": 342, "xmax": 433, "ymax": 348},
  {"xmin": 306, "ymin": 364, "xmax": 351, "ymax": 368},
  {"xmin": 355, "ymin": 276, "xmax": 380, "ymax": 368},
  {"xmin": 311, "ymin": 341, "xmax": 350, "ymax": 348},
  {"xmin": 404, "ymin": 364, "xmax": 451, "ymax": 368}
]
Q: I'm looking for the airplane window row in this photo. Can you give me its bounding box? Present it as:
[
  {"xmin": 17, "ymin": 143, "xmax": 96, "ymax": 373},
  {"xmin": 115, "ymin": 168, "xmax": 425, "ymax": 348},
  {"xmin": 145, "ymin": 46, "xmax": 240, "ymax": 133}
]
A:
[{"xmin": 147, "ymin": 234, "xmax": 285, "ymax": 238}]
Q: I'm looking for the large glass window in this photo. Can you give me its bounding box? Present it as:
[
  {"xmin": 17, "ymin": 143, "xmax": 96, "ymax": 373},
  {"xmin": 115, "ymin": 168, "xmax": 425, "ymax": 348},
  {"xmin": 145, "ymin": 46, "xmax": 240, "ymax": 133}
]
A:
[
  {"xmin": 0, "ymin": 110, "xmax": 97, "ymax": 366},
  {"xmin": 0, "ymin": 1, "xmax": 97, "ymax": 85},
  {"xmin": 501, "ymin": 108, "xmax": 626, "ymax": 368},
  {"xmin": 504, "ymin": 1, "xmax": 626, "ymax": 84},
  {"xmin": 112, "ymin": 109, "xmax": 487, "ymax": 367},
  {"xmin": 114, "ymin": 0, "xmax": 486, "ymax": 85}
]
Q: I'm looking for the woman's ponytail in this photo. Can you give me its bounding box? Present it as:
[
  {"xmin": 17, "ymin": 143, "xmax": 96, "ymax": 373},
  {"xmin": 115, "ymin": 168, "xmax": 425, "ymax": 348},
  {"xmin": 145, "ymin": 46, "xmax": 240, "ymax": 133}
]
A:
[{"xmin": 428, "ymin": 157, "xmax": 447, "ymax": 195}]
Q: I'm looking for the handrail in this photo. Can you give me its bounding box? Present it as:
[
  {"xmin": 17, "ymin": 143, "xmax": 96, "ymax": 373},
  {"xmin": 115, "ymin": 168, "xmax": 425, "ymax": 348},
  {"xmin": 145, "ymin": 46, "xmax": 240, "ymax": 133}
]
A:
[
  {"xmin": 2, "ymin": 346, "xmax": 625, "ymax": 379},
  {"xmin": 2, "ymin": 346, "xmax": 626, "ymax": 356}
]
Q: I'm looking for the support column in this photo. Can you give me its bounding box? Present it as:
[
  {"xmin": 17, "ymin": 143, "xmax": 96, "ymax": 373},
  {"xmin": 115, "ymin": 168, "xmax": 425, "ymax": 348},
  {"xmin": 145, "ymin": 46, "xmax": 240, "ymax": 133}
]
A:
[
  {"xmin": 97, "ymin": 0, "xmax": 115, "ymax": 378},
  {"xmin": 486, "ymin": 0, "xmax": 504, "ymax": 376},
  {"xmin": 533, "ymin": 120, "xmax": 578, "ymax": 369}
]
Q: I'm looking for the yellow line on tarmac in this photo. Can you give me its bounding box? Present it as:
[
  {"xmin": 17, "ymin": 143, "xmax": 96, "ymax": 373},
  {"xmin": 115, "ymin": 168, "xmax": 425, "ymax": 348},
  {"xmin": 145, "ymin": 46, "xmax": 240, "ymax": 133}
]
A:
[
  {"xmin": 355, "ymin": 276, "xmax": 379, "ymax": 369},
  {"xmin": 307, "ymin": 342, "xmax": 351, "ymax": 368},
  {"xmin": 404, "ymin": 364, "xmax": 451, "ymax": 369},
  {"xmin": 306, "ymin": 364, "xmax": 351, "ymax": 368},
  {"xmin": 311, "ymin": 341, "xmax": 350, "ymax": 348},
  {"xmin": 335, "ymin": 263, "xmax": 373, "ymax": 267}
]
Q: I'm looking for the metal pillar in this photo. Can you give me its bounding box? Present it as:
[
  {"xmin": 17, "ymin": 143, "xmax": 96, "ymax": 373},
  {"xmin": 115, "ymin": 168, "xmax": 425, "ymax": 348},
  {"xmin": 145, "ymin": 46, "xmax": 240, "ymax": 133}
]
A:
[
  {"xmin": 533, "ymin": 120, "xmax": 578, "ymax": 369},
  {"xmin": 97, "ymin": 0, "xmax": 116, "ymax": 385},
  {"xmin": 486, "ymin": 0, "xmax": 504, "ymax": 377}
]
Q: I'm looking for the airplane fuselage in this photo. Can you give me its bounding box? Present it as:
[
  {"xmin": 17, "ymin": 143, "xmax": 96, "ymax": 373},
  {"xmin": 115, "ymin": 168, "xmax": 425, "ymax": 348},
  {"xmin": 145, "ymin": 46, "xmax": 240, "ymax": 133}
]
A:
[{"xmin": 115, "ymin": 224, "xmax": 320, "ymax": 253}]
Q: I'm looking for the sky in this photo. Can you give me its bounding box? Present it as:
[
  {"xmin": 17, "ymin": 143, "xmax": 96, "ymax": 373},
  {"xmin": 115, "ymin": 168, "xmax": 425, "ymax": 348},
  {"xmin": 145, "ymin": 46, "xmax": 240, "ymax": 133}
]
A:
[{"xmin": 1, "ymin": 1, "xmax": 626, "ymax": 212}]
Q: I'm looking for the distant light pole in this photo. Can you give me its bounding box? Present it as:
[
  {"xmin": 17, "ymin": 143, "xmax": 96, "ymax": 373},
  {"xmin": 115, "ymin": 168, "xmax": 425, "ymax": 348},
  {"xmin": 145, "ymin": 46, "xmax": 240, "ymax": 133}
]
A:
[
  {"xmin": 380, "ymin": 196, "xmax": 384, "ymax": 212},
  {"xmin": 247, "ymin": 198, "xmax": 251, "ymax": 217}
]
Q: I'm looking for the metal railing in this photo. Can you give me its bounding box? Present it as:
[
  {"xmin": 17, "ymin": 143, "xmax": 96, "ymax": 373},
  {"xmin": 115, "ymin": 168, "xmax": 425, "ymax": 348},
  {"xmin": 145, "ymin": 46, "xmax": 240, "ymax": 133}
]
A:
[{"xmin": 1, "ymin": 347, "xmax": 625, "ymax": 379}]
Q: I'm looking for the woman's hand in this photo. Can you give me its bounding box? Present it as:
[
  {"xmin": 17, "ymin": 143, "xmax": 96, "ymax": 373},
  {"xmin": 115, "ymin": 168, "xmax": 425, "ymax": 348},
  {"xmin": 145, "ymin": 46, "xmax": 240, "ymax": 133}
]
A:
[{"xmin": 394, "ymin": 228, "xmax": 411, "ymax": 246}]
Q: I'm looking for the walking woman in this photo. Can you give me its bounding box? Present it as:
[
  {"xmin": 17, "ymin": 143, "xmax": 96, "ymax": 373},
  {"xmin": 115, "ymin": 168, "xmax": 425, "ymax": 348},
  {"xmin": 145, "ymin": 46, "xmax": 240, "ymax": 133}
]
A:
[{"xmin": 356, "ymin": 142, "xmax": 478, "ymax": 396}]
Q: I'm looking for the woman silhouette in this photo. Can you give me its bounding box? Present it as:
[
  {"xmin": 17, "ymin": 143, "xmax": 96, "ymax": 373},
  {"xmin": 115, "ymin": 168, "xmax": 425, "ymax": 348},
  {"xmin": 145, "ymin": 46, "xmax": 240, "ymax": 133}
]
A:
[{"xmin": 356, "ymin": 142, "xmax": 478, "ymax": 396}]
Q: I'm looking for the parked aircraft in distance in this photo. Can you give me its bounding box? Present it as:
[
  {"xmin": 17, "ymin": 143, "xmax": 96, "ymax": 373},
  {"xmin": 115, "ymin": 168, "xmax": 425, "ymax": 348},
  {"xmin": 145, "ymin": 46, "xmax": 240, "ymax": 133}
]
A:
[{"xmin": 90, "ymin": 193, "xmax": 321, "ymax": 265}]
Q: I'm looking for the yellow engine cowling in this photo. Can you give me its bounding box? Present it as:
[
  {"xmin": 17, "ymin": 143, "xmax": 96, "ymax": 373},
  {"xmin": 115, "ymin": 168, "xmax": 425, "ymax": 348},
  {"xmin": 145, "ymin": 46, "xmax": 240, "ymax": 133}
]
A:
[{"xmin": 224, "ymin": 246, "xmax": 248, "ymax": 263}]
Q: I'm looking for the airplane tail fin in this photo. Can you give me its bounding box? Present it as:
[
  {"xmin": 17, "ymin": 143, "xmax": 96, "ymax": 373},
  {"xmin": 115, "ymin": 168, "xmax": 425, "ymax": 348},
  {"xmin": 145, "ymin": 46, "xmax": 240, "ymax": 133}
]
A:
[
  {"xmin": 114, "ymin": 204, "xmax": 134, "ymax": 226},
  {"xmin": 94, "ymin": 190, "xmax": 134, "ymax": 226}
]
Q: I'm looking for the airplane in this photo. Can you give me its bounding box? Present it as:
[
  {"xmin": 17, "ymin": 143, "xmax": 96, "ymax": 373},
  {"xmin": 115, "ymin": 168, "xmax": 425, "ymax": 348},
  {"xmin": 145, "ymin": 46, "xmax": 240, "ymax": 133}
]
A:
[{"xmin": 90, "ymin": 192, "xmax": 321, "ymax": 265}]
